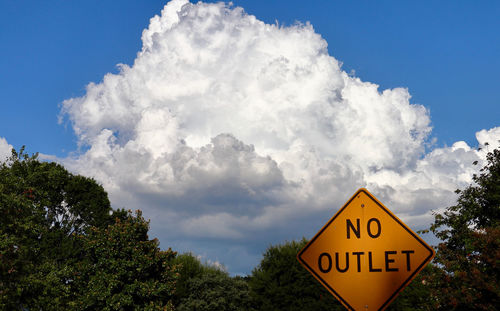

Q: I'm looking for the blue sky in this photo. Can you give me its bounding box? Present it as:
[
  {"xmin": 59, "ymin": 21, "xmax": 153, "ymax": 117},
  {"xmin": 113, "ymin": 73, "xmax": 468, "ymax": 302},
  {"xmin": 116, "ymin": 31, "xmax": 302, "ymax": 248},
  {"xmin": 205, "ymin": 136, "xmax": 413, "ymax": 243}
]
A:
[
  {"xmin": 1, "ymin": 0, "xmax": 499, "ymax": 274},
  {"xmin": 1, "ymin": 0, "xmax": 498, "ymax": 156}
]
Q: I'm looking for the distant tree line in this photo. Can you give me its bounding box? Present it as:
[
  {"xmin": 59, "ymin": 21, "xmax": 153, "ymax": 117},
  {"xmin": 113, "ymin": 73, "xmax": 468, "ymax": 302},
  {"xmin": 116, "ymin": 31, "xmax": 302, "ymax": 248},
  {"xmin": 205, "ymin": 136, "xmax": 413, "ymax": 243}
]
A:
[{"xmin": 1, "ymin": 146, "xmax": 499, "ymax": 310}]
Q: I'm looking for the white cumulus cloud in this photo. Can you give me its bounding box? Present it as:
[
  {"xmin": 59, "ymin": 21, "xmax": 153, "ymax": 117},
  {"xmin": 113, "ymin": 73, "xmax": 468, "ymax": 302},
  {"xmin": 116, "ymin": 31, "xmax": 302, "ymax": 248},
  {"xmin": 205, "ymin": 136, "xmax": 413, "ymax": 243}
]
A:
[
  {"xmin": 60, "ymin": 0, "xmax": 500, "ymax": 274},
  {"xmin": 0, "ymin": 137, "xmax": 13, "ymax": 163}
]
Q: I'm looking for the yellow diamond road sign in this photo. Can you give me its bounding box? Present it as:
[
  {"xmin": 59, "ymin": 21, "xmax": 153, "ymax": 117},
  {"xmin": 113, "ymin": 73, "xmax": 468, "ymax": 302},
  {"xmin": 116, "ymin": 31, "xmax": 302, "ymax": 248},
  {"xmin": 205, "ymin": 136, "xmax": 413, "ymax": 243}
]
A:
[{"xmin": 297, "ymin": 188, "xmax": 435, "ymax": 311}]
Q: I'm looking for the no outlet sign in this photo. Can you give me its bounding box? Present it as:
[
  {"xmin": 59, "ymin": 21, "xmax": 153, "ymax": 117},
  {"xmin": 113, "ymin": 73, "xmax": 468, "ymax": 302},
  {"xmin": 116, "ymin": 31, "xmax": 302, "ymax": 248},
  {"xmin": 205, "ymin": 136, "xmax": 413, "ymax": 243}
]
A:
[{"xmin": 297, "ymin": 188, "xmax": 434, "ymax": 311}]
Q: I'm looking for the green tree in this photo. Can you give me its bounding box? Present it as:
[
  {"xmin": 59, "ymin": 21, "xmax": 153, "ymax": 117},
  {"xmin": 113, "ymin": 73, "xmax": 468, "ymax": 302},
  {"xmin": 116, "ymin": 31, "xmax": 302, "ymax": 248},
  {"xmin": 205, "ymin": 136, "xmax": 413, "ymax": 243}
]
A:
[
  {"xmin": 429, "ymin": 148, "xmax": 500, "ymax": 310},
  {"xmin": 0, "ymin": 147, "xmax": 115, "ymax": 309},
  {"xmin": 173, "ymin": 253, "xmax": 254, "ymax": 311},
  {"xmin": 0, "ymin": 148, "xmax": 177, "ymax": 310},
  {"xmin": 172, "ymin": 253, "xmax": 219, "ymax": 306},
  {"xmin": 71, "ymin": 211, "xmax": 178, "ymax": 310},
  {"xmin": 249, "ymin": 239, "xmax": 343, "ymax": 311},
  {"xmin": 177, "ymin": 271, "xmax": 253, "ymax": 311}
]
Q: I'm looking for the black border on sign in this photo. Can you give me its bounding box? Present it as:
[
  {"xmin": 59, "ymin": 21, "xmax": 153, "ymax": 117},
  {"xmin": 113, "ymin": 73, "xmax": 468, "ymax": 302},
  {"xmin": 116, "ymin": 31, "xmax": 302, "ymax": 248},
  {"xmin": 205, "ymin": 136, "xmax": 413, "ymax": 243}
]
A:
[{"xmin": 297, "ymin": 188, "xmax": 435, "ymax": 311}]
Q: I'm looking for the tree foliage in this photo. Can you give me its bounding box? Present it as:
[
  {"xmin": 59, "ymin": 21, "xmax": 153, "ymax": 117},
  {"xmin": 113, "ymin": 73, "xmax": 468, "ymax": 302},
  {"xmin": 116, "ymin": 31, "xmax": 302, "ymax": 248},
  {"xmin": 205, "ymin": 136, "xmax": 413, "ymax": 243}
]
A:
[
  {"xmin": 249, "ymin": 239, "xmax": 343, "ymax": 311},
  {"xmin": 0, "ymin": 147, "xmax": 113, "ymax": 309},
  {"xmin": 0, "ymin": 148, "xmax": 177, "ymax": 310},
  {"xmin": 71, "ymin": 211, "xmax": 178, "ymax": 310},
  {"xmin": 173, "ymin": 253, "xmax": 254, "ymax": 311},
  {"xmin": 177, "ymin": 271, "xmax": 253, "ymax": 311},
  {"xmin": 430, "ymin": 148, "xmax": 500, "ymax": 310}
]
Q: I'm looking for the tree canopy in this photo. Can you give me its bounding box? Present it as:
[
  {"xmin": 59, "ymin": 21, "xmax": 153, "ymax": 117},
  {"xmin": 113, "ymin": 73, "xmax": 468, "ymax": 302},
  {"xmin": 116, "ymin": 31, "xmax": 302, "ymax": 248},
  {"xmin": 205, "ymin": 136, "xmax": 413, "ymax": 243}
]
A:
[
  {"xmin": 429, "ymin": 148, "xmax": 500, "ymax": 310},
  {"xmin": 70, "ymin": 211, "xmax": 178, "ymax": 310},
  {"xmin": 173, "ymin": 253, "xmax": 254, "ymax": 311},
  {"xmin": 249, "ymin": 239, "xmax": 344, "ymax": 311},
  {"xmin": 0, "ymin": 148, "xmax": 177, "ymax": 310}
]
